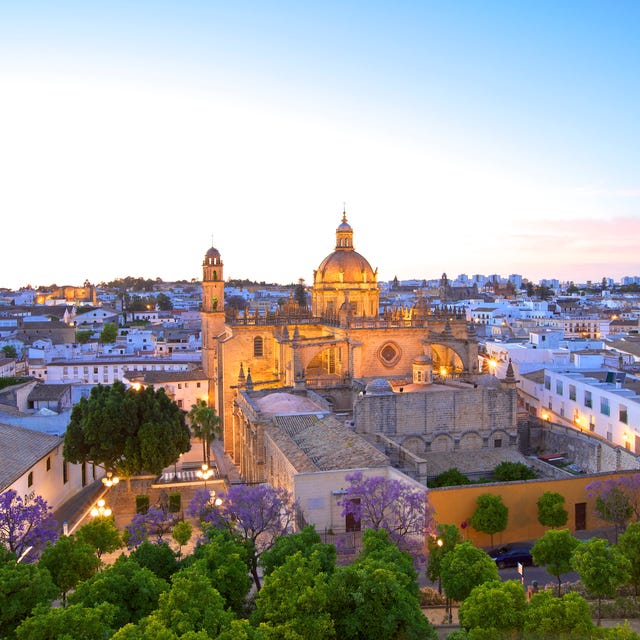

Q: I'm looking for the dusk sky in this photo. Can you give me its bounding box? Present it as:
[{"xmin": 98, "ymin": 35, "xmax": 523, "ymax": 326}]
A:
[{"xmin": 1, "ymin": 1, "xmax": 639, "ymax": 290}]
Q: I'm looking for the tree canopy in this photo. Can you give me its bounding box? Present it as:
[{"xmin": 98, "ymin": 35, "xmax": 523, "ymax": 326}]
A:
[
  {"xmin": 537, "ymin": 491, "xmax": 569, "ymax": 528},
  {"xmin": 459, "ymin": 579, "xmax": 527, "ymax": 636},
  {"xmin": 63, "ymin": 381, "xmax": 191, "ymax": 477},
  {"xmin": 531, "ymin": 528, "xmax": 579, "ymax": 596},
  {"xmin": 441, "ymin": 541, "xmax": 499, "ymax": 603},
  {"xmin": 469, "ymin": 493, "xmax": 508, "ymax": 547},
  {"xmin": 571, "ymin": 537, "xmax": 631, "ymax": 625}
]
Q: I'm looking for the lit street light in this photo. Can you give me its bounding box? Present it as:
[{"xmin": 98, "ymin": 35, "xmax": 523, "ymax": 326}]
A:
[
  {"xmin": 102, "ymin": 472, "xmax": 119, "ymax": 488},
  {"xmin": 197, "ymin": 463, "xmax": 214, "ymax": 489},
  {"xmin": 90, "ymin": 498, "xmax": 112, "ymax": 518}
]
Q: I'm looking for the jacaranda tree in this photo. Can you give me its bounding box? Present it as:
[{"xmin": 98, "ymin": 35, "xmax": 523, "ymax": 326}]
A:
[
  {"xmin": 338, "ymin": 471, "xmax": 434, "ymax": 554},
  {"xmin": 0, "ymin": 489, "xmax": 58, "ymax": 561},
  {"xmin": 188, "ymin": 483, "xmax": 296, "ymax": 589}
]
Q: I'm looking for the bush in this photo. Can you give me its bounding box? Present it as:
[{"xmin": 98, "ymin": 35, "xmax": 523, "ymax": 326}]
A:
[
  {"xmin": 168, "ymin": 493, "xmax": 181, "ymax": 513},
  {"xmin": 135, "ymin": 495, "xmax": 149, "ymax": 514},
  {"xmin": 430, "ymin": 468, "xmax": 471, "ymax": 487},
  {"xmin": 493, "ymin": 461, "xmax": 537, "ymax": 481}
]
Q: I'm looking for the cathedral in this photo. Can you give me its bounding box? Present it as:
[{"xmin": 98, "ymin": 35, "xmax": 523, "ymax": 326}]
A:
[{"xmin": 201, "ymin": 212, "xmax": 520, "ymax": 487}]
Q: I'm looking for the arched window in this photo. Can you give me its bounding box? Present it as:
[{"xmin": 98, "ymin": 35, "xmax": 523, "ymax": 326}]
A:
[{"xmin": 254, "ymin": 336, "xmax": 264, "ymax": 357}]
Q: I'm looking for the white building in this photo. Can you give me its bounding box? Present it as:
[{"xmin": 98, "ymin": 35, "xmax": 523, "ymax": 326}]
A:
[{"xmin": 519, "ymin": 367, "xmax": 640, "ymax": 454}]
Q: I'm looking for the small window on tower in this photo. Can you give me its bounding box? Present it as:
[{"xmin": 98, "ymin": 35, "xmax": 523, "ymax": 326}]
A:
[{"xmin": 254, "ymin": 336, "xmax": 264, "ymax": 357}]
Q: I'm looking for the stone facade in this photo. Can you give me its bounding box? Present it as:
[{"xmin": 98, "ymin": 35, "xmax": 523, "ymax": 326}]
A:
[{"xmin": 201, "ymin": 213, "xmax": 515, "ymax": 483}]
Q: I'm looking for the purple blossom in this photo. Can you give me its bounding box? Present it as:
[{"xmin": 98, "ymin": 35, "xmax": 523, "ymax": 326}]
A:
[
  {"xmin": 124, "ymin": 507, "xmax": 174, "ymax": 549},
  {"xmin": 218, "ymin": 484, "xmax": 295, "ymax": 550},
  {"xmin": 0, "ymin": 490, "xmax": 58, "ymax": 561},
  {"xmin": 338, "ymin": 472, "xmax": 434, "ymax": 554}
]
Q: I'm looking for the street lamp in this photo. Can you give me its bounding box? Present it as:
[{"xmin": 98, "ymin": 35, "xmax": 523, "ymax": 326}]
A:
[
  {"xmin": 90, "ymin": 498, "xmax": 112, "ymax": 518},
  {"xmin": 197, "ymin": 463, "xmax": 214, "ymax": 489},
  {"xmin": 209, "ymin": 490, "xmax": 223, "ymax": 507},
  {"xmin": 102, "ymin": 472, "xmax": 119, "ymax": 488}
]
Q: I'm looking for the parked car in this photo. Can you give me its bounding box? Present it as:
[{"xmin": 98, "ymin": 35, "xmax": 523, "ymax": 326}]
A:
[{"xmin": 490, "ymin": 546, "xmax": 534, "ymax": 569}]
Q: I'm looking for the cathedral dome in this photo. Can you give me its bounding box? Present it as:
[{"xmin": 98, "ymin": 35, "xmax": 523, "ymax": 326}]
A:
[
  {"xmin": 315, "ymin": 250, "xmax": 376, "ymax": 285},
  {"xmin": 314, "ymin": 212, "xmax": 376, "ymax": 285},
  {"xmin": 311, "ymin": 212, "xmax": 379, "ymax": 318},
  {"xmin": 206, "ymin": 246, "xmax": 221, "ymax": 259}
]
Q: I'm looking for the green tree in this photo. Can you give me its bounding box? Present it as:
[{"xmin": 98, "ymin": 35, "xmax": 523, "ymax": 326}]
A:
[
  {"xmin": 572, "ymin": 537, "xmax": 631, "ymax": 625},
  {"xmin": 15, "ymin": 603, "xmax": 116, "ymax": 640},
  {"xmin": 129, "ymin": 541, "xmax": 180, "ymax": 582},
  {"xmin": 156, "ymin": 293, "xmax": 173, "ymax": 311},
  {"xmin": 184, "ymin": 529, "xmax": 252, "ymax": 615},
  {"xmin": 430, "ymin": 468, "xmax": 470, "ymax": 487},
  {"xmin": 68, "ymin": 555, "xmax": 168, "ymax": 629},
  {"xmin": 357, "ymin": 528, "xmax": 420, "ymax": 597},
  {"xmin": 99, "ymin": 322, "xmax": 118, "ymax": 343},
  {"xmin": 187, "ymin": 399, "xmax": 221, "ymax": 466},
  {"xmin": 537, "ymin": 491, "xmax": 569, "ymax": 528},
  {"xmin": 253, "ymin": 551, "xmax": 335, "ymax": 639},
  {"xmin": 531, "ymin": 528, "xmax": 579, "ymax": 596},
  {"xmin": 63, "ymin": 381, "xmax": 191, "ymax": 481},
  {"xmin": 172, "ymin": 520, "xmax": 193, "ymax": 559},
  {"xmin": 2, "ymin": 344, "xmax": 17, "ymax": 358},
  {"xmin": 75, "ymin": 515, "xmax": 123, "ymax": 560},
  {"xmin": 493, "ymin": 461, "xmax": 536, "ymax": 481},
  {"xmin": 0, "ymin": 560, "xmax": 57, "ymax": 639},
  {"xmin": 38, "ymin": 535, "xmax": 100, "ymax": 605},
  {"xmin": 426, "ymin": 524, "xmax": 463, "ymax": 594},
  {"xmin": 328, "ymin": 548, "xmax": 436, "ymax": 640},
  {"xmin": 75, "ymin": 329, "xmax": 93, "ymax": 344},
  {"xmin": 458, "ymin": 580, "xmax": 526, "ymax": 637},
  {"xmin": 618, "ymin": 521, "xmax": 640, "ymax": 596},
  {"xmin": 148, "ymin": 567, "xmax": 234, "ymax": 637},
  {"xmin": 469, "ymin": 494, "xmax": 508, "ymax": 547},
  {"xmin": 260, "ymin": 524, "xmax": 336, "ymax": 578},
  {"xmin": 441, "ymin": 542, "xmax": 499, "ymax": 622},
  {"xmin": 523, "ymin": 590, "xmax": 595, "ymax": 639}
]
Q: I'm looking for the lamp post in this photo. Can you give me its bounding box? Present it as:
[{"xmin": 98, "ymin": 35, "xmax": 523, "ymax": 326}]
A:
[
  {"xmin": 90, "ymin": 498, "xmax": 112, "ymax": 518},
  {"xmin": 197, "ymin": 463, "xmax": 214, "ymax": 489},
  {"xmin": 209, "ymin": 489, "xmax": 223, "ymax": 507},
  {"xmin": 102, "ymin": 472, "xmax": 119, "ymax": 488}
]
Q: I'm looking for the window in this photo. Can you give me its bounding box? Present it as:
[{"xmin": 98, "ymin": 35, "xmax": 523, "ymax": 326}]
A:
[
  {"xmin": 494, "ymin": 439, "xmax": 502, "ymax": 448},
  {"xmin": 254, "ymin": 336, "xmax": 264, "ymax": 357},
  {"xmin": 620, "ymin": 404, "xmax": 628, "ymax": 424},
  {"xmin": 544, "ymin": 375, "xmax": 551, "ymax": 390},
  {"xmin": 177, "ymin": 399, "xmax": 183, "ymax": 408},
  {"xmin": 27, "ymin": 472, "xmax": 33, "ymax": 487},
  {"xmin": 584, "ymin": 391, "xmax": 592, "ymax": 408},
  {"xmin": 63, "ymin": 461, "xmax": 68, "ymax": 484},
  {"xmin": 46, "ymin": 457, "xmax": 51, "ymax": 471},
  {"xmin": 601, "ymin": 397, "xmax": 610, "ymax": 416},
  {"xmin": 196, "ymin": 382, "xmax": 201, "ymax": 388},
  {"xmin": 556, "ymin": 380, "xmax": 563, "ymax": 395},
  {"xmin": 569, "ymin": 385, "xmax": 576, "ymax": 401}
]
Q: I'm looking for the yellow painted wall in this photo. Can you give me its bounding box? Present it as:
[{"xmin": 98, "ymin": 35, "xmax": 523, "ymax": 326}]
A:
[{"xmin": 428, "ymin": 472, "xmax": 634, "ymax": 548}]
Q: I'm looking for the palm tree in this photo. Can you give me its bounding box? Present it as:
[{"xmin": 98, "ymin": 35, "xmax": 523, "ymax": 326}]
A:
[{"xmin": 187, "ymin": 399, "xmax": 221, "ymax": 466}]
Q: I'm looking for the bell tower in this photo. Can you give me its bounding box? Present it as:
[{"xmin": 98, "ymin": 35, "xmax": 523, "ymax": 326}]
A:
[{"xmin": 201, "ymin": 246, "xmax": 226, "ymax": 415}]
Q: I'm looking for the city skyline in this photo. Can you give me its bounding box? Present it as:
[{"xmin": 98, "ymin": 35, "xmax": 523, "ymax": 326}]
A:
[{"xmin": 1, "ymin": 2, "xmax": 639, "ymax": 290}]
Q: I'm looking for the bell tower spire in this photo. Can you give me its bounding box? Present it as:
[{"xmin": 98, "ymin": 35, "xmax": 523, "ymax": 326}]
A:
[{"xmin": 335, "ymin": 208, "xmax": 354, "ymax": 251}]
